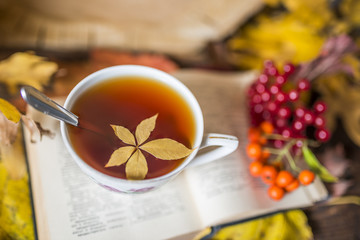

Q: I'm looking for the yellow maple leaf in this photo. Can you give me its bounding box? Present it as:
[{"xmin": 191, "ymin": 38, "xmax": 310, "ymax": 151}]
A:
[
  {"xmin": 105, "ymin": 114, "xmax": 193, "ymax": 180},
  {"xmin": 0, "ymin": 52, "xmax": 58, "ymax": 94}
]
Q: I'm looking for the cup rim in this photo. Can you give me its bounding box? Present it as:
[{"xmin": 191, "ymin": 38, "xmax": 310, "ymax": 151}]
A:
[{"xmin": 60, "ymin": 65, "xmax": 204, "ymax": 185}]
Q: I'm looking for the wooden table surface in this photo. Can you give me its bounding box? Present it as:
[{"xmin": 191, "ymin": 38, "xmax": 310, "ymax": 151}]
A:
[{"xmin": 1, "ymin": 49, "xmax": 360, "ymax": 240}]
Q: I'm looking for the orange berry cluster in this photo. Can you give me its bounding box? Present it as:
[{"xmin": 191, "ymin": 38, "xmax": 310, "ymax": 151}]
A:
[{"xmin": 247, "ymin": 121, "xmax": 316, "ymax": 200}]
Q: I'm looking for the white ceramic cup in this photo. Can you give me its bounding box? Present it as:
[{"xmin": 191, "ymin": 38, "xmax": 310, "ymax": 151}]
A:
[{"xmin": 60, "ymin": 65, "xmax": 238, "ymax": 193}]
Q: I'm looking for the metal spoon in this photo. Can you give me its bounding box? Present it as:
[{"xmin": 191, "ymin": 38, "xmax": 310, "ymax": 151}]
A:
[
  {"xmin": 20, "ymin": 85, "xmax": 79, "ymax": 126},
  {"xmin": 21, "ymin": 86, "xmax": 115, "ymax": 146}
]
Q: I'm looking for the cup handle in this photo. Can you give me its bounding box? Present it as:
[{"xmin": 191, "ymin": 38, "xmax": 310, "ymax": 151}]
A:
[{"xmin": 188, "ymin": 133, "xmax": 239, "ymax": 168}]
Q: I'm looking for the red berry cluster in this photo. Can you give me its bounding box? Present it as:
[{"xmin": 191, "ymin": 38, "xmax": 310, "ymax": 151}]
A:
[
  {"xmin": 247, "ymin": 60, "xmax": 330, "ymax": 145},
  {"xmin": 245, "ymin": 60, "xmax": 331, "ymax": 201}
]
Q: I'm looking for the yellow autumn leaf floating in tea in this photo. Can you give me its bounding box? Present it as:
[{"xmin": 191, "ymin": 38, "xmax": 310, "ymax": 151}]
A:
[{"xmin": 105, "ymin": 114, "xmax": 193, "ymax": 180}]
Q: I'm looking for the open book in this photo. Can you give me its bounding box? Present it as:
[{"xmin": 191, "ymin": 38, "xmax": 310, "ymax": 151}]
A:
[{"xmin": 24, "ymin": 69, "xmax": 328, "ymax": 240}]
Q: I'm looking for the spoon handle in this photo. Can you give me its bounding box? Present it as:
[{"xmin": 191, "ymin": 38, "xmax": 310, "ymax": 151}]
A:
[{"xmin": 20, "ymin": 86, "xmax": 79, "ymax": 126}]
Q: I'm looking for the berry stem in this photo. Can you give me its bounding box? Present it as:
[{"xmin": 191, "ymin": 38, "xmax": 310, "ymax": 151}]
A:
[
  {"xmin": 264, "ymin": 139, "xmax": 301, "ymax": 172},
  {"xmin": 265, "ymin": 133, "xmax": 320, "ymax": 148},
  {"xmin": 286, "ymin": 151, "xmax": 302, "ymax": 172},
  {"xmin": 264, "ymin": 134, "xmax": 293, "ymax": 141},
  {"xmin": 304, "ymin": 139, "xmax": 320, "ymax": 148},
  {"xmin": 264, "ymin": 139, "xmax": 295, "ymax": 162},
  {"xmin": 263, "ymin": 147, "xmax": 282, "ymax": 155}
]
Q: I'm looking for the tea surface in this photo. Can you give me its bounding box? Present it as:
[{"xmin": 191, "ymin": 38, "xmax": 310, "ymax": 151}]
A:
[{"xmin": 67, "ymin": 76, "xmax": 196, "ymax": 179}]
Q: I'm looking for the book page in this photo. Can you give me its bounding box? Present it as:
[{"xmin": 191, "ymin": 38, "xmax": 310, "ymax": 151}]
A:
[
  {"xmin": 174, "ymin": 70, "xmax": 328, "ymax": 226},
  {"xmin": 25, "ymin": 108, "xmax": 202, "ymax": 240}
]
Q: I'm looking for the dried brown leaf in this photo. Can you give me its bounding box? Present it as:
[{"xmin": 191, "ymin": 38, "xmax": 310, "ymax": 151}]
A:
[
  {"xmin": 0, "ymin": 98, "xmax": 21, "ymax": 145},
  {"xmin": 125, "ymin": 149, "xmax": 148, "ymax": 180},
  {"xmin": 1, "ymin": 130, "xmax": 27, "ymax": 179},
  {"xmin": 0, "ymin": 111, "xmax": 19, "ymax": 146},
  {"xmin": 317, "ymin": 144, "xmax": 352, "ymax": 196},
  {"xmin": 111, "ymin": 124, "xmax": 136, "ymax": 145},
  {"xmin": 34, "ymin": 121, "xmax": 55, "ymax": 140},
  {"xmin": 343, "ymin": 105, "xmax": 360, "ymax": 147},
  {"xmin": 105, "ymin": 146, "xmax": 136, "ymax": 167},
  {"xmin": 0, "ymin": 99, "xmax": 27, "ymax": 179},
  {"xmin": 140, "ymin": 138, "xmax": 193, "ymax": 160},
  {"xmin": 331, "ymin": 180, "xmax": 354, "ymax": 197},
  {"xmin": 318, "ymin": 144, "xmax": 350, "ymax": 177},
  {"xmin": 0, "ymin": 98, "xmax": 53, "ymax": 145},
  {"xmin": 21, "ymin": 116, "xmax": 41, "ymax": 143},
  {"xmin": 135, "ymin": 114, "xmax": 158, "ymax": 145}
]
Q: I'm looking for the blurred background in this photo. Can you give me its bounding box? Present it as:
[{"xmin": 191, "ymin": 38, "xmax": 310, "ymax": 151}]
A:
[
  {"xmin": 1, "ymin": 0, "xmax": 360, "ymax": 239},
  {"xmin": 0, "ymin": 0, "xmax": 263, "ymax": 59}
]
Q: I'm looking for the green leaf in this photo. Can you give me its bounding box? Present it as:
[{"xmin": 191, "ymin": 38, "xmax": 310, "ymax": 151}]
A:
[{"xmin": 302, "ymin": 145, "xmax": 337, "ymax": 182}]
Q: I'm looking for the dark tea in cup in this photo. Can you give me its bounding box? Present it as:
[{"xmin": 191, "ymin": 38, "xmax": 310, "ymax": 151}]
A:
[{"xmin": 67, "ymin": 76, "xmax": 196, "ymax": 179}]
